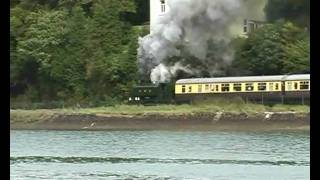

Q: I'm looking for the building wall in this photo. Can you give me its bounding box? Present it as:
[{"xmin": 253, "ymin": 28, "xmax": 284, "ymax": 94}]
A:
[{"xmin": 150, "ymin": 0, "xmax": 169, "ymax": 33}]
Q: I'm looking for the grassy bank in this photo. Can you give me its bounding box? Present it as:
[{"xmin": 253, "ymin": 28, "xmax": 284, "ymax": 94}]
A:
[
  {"xmin": 10, "ymin": 98, "xmax": 309, "ymax": 131},
  {"xmin": 60, "ymin": 104, "xmax": 309, "ymax": 115},
  {"xmin": 58, "ymin": 98, "xmax": 309, "ymax": 115},
  {"xmin": 10, "ymin": 99, "xmax": 309, "ymax": 123}
]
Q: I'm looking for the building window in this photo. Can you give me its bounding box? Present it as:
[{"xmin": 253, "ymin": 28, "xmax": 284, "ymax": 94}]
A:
[
  {"xmin": 182, "ymin": 85, "xmax": 186, "ymax": 93},
  {"xmin": 188, "ymin": 86, "xmax": 192, "ymax": 92},
  {"xmin": 198, "ymin": 84, "xmax": 202, "ymax": 93},
  {"xmin": 300, "ymin": 81, "xmax": 309, "ymax": 90},
  {"xmin": 294, "ymin": 82, "xmax": 298, "ymax": 89},
  {"xmin": 249, "ymin": 23, "xmax": 255, "ymax": 33},
  {"xmin": 275, "ymin": 83, "xmax": 279, "ymax": 90},
  {"xmin": 258, "ymin": 83, "xmax": 266, "ymax": 91},
  {"xmin": 243, "ymin": 26, "xmax": 247, "ymax": 33},
  {"xmin": 160, "ymin": 0, "xmax": 166, "ymax": 13},
  {"xmin": 245, "ymin": 83, "xmax": 254, "ymax": 91},
  {"xmin": 221, "ymin": 84, "xmax": 230, "ymax": 92},
  {"xmin": 233, "ymin": 83, "xmax": 242, "ymax": 91},
  {"xmin": 244, "ymin": 19, "xmax": 247, "ymax": 25}
]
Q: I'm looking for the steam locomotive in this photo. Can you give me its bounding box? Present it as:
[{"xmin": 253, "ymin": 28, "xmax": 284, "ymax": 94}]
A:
[{"xmin": 128, "ymin": 74, "xmax": 310, "ymax": 105}]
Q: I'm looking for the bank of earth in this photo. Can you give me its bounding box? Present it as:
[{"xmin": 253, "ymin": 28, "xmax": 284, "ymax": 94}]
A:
[{"xmin": 10, "ymin": 104, "xmax": 309, "ymax": 131}]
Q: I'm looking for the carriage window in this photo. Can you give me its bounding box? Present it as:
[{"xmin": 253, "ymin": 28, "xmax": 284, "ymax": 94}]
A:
[
  {"xmin": 268, "ymin": 83, "xmax": 273, "ymax": 91},
  {"xmin": 210, "ymin": 84, "xmax": 214, "ymax": 91},
  {"xmin": 182, "ymin": 85, "xmax": 186, "ymax": 93},
  {"xmin": 221, "ymin": 84, "xmax": 230, "ymax": 92},
  {"xmin": 188, "ymin": 86, "xmax": 192, "ymax": 92},
  {"xmin": 294, "ymin": 82, "xmax": 298, "ymax": 89},
  {"xmin": 300, "ymin": 81, "xmax": 309, "ymax": 90},
  {"xmin": 233, "ymin": 83, "xmax": 242, "ymax": 91},
  {"xmin": 258, "ymin": 83, "xmax": 266, "ymax": 91},
  {"xmin": 245, "ymin": 83, "xmax": 254, "ymax": 91},
  {"xmin": 287, "ymin": 82, "xmax": 292, "ymax": 90},
  {"xmin": 205, "ymin": 84, "xmax": 209, "ymax": 91},
  {"xmin": 275, "ymin": 83, "xmax": 279, "ymax": 90},
  {"xmin": 215, "ymin": 85, "xmax": 219, "ymax": 91},
  {"xmin": 198, "ymin": 84, "xmax": 202, "ymax": 93}
]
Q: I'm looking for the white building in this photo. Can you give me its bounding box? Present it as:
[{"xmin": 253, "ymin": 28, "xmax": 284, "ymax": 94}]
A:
[
  {"xmin": 150, "ymin": 0, "xmax": 169, "ymax": 33},
  {"xmin": 149, "ymin": 0, "xmax": 265, "ymax": 37},
  {"xmin": 243, "ymin": 19, "xmax": 266, "ymax": 35}
]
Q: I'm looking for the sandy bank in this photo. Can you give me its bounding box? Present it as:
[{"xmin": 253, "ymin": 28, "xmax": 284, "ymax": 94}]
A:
[{"xmin": 10, "ymin": 110, "xmax": 309, "ymax": 131}]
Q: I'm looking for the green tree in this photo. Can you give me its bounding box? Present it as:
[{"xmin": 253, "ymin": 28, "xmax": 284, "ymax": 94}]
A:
[
  {"xmin": 233, "ymin": 23, "xmax": 284, "ymax": 75},
  {"xmin": 15, "ymin": 9, "xmax": 71, "ymax": 100},
  {"xmin": 10, "ymin": 6, "xmax": 42, "ymax": 99},
  {"xmin": 85, "ymin": 0, "xmax": 137, "ymax": 100},
  {"xmin": 282, "ymin": 38, "xmax": 309, "ymax": 73},
  {"xmin": 233, "ymin": 22, "xmax": 309, "ymax": 75},
  {"xmin": 265, "ymin": 0, "xmax": 310, "ymax": 28},
  {"xmin": 10, "ymin": 0, "xmax": 146, "ymax": 104},
  {"xmin": 50, "ymin": 5, "xmax": 90, "ymax": 101}
]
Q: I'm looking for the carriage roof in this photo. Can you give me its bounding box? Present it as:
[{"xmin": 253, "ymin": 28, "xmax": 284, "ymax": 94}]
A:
[{"xmin": 175, "ymin": 74, "xmax": 310, "ymax": 84}]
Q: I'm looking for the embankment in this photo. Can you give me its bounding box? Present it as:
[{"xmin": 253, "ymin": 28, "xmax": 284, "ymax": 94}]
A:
[{"xmin": 10, "ymin": 110, "xmax": 309, "ymax": 131}]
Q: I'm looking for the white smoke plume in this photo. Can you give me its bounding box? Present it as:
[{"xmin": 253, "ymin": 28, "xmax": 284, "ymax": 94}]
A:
[
  {"xmin": 150, "ymin": 62, "xmax": 195, "ymax": 83},
  {"xmin": 138, "ymin": 0, "xmax": 266, "ymax": 84}
]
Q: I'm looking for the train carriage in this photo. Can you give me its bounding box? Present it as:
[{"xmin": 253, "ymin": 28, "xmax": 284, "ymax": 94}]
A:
[{"xmin": 175, "ymin": 74, "xmax": 310, "ymax": 104}]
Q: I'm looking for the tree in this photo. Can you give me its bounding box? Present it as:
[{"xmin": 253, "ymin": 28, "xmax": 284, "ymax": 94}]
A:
[
  {"xmin": 265, "ymin": 0, "xmax": 310, "ymax": 28},
  {"xmin": 10, "ymin": 6, "xmax": 42, "ymax": 99},
  {"xmin": 84, "ymin": 0, "xmax": 137, "ymax": 100},
  {"xmin": 10, "ymin": 0, "xmax": 147, "ymax": 104},
  {"xmin": 233, "ymin": 22, "xmax": 309, "ymax": 75},
  {"xmin": 233, "ymin": 23, "xmax": 284, "ymax": 75},
  {"xmin": 282, "ymin": 38, "xmax": 309, "ymax": 73}
]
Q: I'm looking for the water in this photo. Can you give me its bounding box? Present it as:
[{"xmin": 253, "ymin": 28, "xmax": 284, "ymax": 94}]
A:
[{"xmin": 11, "ymin": 130, "xmax": 310, "ymax": 180}]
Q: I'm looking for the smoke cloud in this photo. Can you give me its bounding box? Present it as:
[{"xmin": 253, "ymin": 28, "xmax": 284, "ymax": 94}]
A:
[{"xmin": 138, "ymin": 0, "xmax": 266, "ymax": 84}]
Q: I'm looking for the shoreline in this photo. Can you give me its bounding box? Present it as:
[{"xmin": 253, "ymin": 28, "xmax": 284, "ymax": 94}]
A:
[{"xmin": 10, "ymin": 110, "xmax": 309, "ymax": 131}]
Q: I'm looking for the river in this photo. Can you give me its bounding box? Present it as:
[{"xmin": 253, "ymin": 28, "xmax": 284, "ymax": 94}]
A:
[{"xmin": 10, "ymin": 130, "xmax": 309, "ymax": 179}]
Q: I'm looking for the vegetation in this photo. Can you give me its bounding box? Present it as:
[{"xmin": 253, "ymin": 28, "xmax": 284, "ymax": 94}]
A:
[
  {"xmin": 10, "ymin": 0, "xmax": 309, "ymax": 108},
  {"xmin": 11, "ymin": 0, "xmax": 149, "ymax": 105},
  {"xmin": 10, "ymin": 101, "xmax": 309, "ymax": 119},
  {"xmin": 231, "ymin": 22, "xmax": 309, "ymax": 75},
  {"xmin": 66, "ymin": 104, "xmax": 309, "ymax": 115},
  {"xmin": 265, "ymin": 0, "xmax": 309, "ymax": 29}
]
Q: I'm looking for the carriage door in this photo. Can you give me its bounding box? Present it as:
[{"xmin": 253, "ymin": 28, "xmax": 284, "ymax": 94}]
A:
[{"xmin": 281, "ymin": 81, "xmax": 286, "ymax": 95}]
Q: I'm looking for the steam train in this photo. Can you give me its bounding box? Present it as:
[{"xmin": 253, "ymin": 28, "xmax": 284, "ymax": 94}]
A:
[{"xmin": 128, "ymin": 74, "xmax": 310, "ymax": 105}]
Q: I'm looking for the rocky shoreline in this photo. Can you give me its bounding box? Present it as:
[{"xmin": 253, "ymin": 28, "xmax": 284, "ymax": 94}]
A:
[{"xmin": 10, "ymin": 110, "xmax": 309, "ymax": 131}]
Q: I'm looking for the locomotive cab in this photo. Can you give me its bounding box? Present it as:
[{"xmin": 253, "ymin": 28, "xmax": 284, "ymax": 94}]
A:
[{"xmin": 128, "ymin": 83, "xmax": 174, "ymax": 104}]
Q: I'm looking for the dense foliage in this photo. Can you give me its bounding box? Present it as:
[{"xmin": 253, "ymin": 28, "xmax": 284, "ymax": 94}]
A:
[
  {"xmin": 11, "ymin": 0, "xmax": 149, "ymax": 105},
  {"xmin": 10, "ymin": 0, "xmax": 309, "ymax": 107},
  {"xmin": 232, "ymin": 22, "xmax": 309, "ymax": 75},
  {"xmin": 265, "ymin": 0, "xmax": 310, "ymax": 29}
]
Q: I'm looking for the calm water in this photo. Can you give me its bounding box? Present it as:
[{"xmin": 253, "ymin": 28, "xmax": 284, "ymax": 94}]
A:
[{"xmin": 10, "ymin": 130, "xmax": 309, "ymax": 180}]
